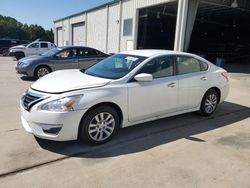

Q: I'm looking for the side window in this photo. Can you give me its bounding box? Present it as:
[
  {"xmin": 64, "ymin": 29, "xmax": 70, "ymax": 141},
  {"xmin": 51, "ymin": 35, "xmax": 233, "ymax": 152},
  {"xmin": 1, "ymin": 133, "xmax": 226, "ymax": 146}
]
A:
[
  {"xmin": 28, "ymin": 43, "xmax": 39, "ymax": 48},
  {"xmin": 78, "ymin": 48, "xmax": 97, "ymax": 57},
  {"xmin": 138, "ymin": 56, "xmax": 174, "ymax": 79},
  {"xmin": 56, "ymin": 49, "xmax": 77, "ymax": 59},
  {"xmin": 40, "ymin": 43, "xmax": 48, "ymax": 48},
  {"xmin": 176, "ymin": 56, "xmax": 201, "ymax": 75},
  {"xmin": 200, "ymin": 61, "xmax": 208, "ymax": 71}
]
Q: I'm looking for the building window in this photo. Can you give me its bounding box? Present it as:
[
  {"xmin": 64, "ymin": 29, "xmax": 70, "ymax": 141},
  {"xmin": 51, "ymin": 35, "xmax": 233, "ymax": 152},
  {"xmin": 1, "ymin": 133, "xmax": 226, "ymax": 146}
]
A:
[{"xmin": 123, "ymin": 18, "xmax": 133, "ymax": 36}]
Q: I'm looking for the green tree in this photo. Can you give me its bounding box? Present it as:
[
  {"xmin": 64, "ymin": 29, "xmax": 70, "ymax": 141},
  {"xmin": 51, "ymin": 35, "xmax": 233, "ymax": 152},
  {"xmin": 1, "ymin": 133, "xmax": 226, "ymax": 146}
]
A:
[{"xmin": 0, "ymin": 14, "xmax": 54, "ymax": 42}]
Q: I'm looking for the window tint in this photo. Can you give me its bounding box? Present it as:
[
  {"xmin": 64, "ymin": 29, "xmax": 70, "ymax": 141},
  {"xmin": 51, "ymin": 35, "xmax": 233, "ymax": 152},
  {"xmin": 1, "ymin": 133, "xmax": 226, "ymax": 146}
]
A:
[
  {"xmin": 56, "ymin": 49, "xmax": 77, "ymax": 59},
  {"xmin": 176, "ymin": 56, "xmax": 201, "ymax": 75},
  {"xmin": 0, "ymin": 40, "xmax": 11, "ymax": 47},
  {"xmin": 29, "ymin": 43, "xmax": 39, "ymax": 48},
  {"xmin": 78, "ymin": 48, "xmax": 97, "ymax": 57},
  {"xmin": 138, "ymin": 56, "xmax": 173, "ymax": 78},
  {"xmin": 40, "ymin": 43, "xmax": 48, "ymax": 48},
  {"xmin": 85, "ymin": 54, "xmax": 147, "ymax": 79}
]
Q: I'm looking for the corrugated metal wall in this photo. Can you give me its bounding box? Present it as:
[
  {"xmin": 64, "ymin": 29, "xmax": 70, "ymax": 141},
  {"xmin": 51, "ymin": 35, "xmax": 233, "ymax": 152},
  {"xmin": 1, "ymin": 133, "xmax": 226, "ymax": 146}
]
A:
[
  {"xmin": 54, "ymin": 0, "xmax": 176, "ymax": 53},
  {"xmin": 107, "ymin": 3, "xmax": 120, "ymax": 53},
  {"xmin": 87, "ymin": 8, "xmax": 108, "ymax": 52}
]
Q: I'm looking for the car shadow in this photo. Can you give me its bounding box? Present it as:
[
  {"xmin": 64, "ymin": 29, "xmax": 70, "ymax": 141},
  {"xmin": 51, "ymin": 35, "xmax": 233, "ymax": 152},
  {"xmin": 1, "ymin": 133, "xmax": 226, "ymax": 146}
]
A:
[
  {"xmin": 20, "ymin": 76, "xmax": 37, "ymax": 82},
  {"xmin": 36, "ymin": 101, "xmax": 250, "ymax": 158}
]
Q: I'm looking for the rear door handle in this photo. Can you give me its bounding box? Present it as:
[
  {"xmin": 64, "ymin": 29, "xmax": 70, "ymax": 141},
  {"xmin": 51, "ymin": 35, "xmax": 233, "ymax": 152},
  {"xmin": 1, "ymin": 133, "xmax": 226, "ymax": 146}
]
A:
[
  {"xmin": 200, "ymin": 76, "xmax": 208, "ymax": 81},
  {"xmin": 168, "ymin": 82, "xmax": 176, "ymax": 88}
]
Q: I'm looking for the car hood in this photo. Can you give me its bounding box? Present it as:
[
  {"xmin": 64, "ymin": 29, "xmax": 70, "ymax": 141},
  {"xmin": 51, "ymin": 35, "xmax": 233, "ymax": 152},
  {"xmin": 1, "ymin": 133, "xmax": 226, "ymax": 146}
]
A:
[
  {"xmin": 31, "ymin": 70, "xmax": 111, "ymax": 93},
  {"xmin": 10, "ymin": 45, "xmax": 26, "ymax": 49},
  {"xmin": 20, "ymin": 55, "xmax": 46, "ymax": 62}
]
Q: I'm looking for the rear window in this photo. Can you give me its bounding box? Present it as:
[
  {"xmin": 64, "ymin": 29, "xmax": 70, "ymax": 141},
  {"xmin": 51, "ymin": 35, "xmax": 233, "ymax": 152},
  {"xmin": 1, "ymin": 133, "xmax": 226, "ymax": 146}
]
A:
[{"xmin": 41, "ymin": 43, "xmax": 48, "ymax": 48}]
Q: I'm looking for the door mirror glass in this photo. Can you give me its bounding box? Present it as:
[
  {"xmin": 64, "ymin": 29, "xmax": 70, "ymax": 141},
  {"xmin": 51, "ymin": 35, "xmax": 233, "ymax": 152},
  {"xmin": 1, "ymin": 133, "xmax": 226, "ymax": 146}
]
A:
[{"xmin": 134, "ymin": 73, "xmax": 153, "ymax": 82}]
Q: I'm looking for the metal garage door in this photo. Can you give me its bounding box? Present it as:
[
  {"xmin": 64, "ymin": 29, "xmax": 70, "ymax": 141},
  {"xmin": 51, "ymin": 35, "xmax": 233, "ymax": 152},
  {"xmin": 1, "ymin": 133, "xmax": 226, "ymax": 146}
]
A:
[
  {"xmin": 57, "ymin": 27, "xmax": 63, "ymax": 47},
  {"xmin": 72, "ymin": 22, "xmax": 85, "ymax": 46}
]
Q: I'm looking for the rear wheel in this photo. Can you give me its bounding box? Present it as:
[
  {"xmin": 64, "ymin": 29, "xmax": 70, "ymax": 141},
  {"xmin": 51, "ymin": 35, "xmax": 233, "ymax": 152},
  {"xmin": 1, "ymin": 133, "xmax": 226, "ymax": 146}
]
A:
[
  {"xmin": 34, "ymin": 66, "xmax": 51, "ymax": 78},
  {"xmin": 79, "ymin": 106, "xmax": 119, "ymax": 145},
  {"xmin": 199, "ymin": 89, "xmax": 219, "ymax": 116}
]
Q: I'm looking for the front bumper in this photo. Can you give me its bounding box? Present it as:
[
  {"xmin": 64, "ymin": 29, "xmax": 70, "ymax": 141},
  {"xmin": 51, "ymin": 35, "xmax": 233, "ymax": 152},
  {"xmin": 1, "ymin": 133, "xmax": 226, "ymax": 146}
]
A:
[
  {"xmin": 15, "ymin": 65, "xmax": 33, "ymax": 77},
  {"xmin": 20, "ymin": 102, "xmax": 87, "ymax": 141}
]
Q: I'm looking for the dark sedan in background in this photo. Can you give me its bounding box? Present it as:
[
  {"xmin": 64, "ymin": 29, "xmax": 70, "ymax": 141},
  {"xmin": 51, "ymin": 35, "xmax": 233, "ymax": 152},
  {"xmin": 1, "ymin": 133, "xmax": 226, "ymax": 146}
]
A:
[{"xmin": 16, "ymin": 46, "xmax": 109, "ymax": 78}]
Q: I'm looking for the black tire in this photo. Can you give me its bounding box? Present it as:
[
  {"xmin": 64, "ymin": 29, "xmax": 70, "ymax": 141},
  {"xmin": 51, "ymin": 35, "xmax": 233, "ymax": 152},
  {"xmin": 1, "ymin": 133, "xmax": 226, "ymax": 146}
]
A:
[
  {"xmin": 15, "ymin": 52, "xmax": 25, "ymax": 60},
  {"xmin": 34, "ymin": 65, "xmax": 51, "ymax": 78},
  {"xmin": 199, "ymin": 89, "xmax": 219, "ymax": 116},
  {"xmin": 79, "ymin": 106, "xmax": 119, "ymax": 145},
  {"xmin": 2, "ymin": 49, "xmax": 9, "ymax": 56}
]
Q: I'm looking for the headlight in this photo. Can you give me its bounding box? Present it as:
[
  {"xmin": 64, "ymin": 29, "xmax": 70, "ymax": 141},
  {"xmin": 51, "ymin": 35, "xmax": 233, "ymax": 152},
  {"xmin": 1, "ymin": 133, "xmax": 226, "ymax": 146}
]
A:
[
  {"xmin": 40, "ymin": 95, "xmax": 83, "ymax": 112},
  {"xmin": 19, "ymin": 62, "xmax": 30, "ymax": 68}
]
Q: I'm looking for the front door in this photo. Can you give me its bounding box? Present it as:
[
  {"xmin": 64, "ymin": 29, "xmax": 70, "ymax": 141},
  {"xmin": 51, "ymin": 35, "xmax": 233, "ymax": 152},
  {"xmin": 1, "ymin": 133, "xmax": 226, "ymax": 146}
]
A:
[
  {"xmin": 51, "ymin": 48, "xmax": 79, "ymax": 70},
  {"xmin": 127, "ymin": 55, "xmax": 178, "ymax": 122},
  {"xmin": 26, "ymin": 42, "xmax": 40, "ymax": 56}
]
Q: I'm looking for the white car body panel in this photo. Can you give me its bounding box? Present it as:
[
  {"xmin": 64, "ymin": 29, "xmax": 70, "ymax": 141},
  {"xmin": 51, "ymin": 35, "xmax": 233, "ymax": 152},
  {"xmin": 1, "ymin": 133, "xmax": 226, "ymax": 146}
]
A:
[
  {"xmin": 31, "ymin": 69, "xmax": 111, "ymax": 93},
  {"xmin": 10, "ymin": 41, "xmax": 55, "ymax": 57},
  {"xmin": 20, "ymin": 50, "xmax": 230, "ymax": 141}
]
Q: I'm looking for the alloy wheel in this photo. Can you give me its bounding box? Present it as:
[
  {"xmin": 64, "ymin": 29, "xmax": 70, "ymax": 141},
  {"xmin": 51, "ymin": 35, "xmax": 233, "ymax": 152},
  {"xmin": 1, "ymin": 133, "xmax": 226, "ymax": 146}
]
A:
[
  {"xmin": 88, "ymin": 112, "xmax": 115, "ymax": 141},
  {"xmin": 37, "ymin": 67, "xmax": 50, "ymax": 78},
  {"xmin": 204, "ymin": 93, "xmax": 217, "ymax": 114}
]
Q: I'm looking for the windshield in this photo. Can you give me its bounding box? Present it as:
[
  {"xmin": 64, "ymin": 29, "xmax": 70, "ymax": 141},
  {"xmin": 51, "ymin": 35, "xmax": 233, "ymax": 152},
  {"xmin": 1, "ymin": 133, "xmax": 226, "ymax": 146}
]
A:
[
  {"xmin": 85, "ymin": 54, "xmax": 147, "ymax": 79},
  {"xmin": 41, "ymin": 48, "xmax": 62, "ymax": 57}
]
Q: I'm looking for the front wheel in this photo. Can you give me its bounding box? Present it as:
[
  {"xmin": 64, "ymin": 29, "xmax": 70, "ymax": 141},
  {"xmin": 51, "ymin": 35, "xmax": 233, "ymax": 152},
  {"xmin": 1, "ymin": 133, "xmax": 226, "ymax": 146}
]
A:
[
  {"xmin": 199, "ymin": 89, "xmax": 219, "ymax": 116},
  {"xmin": 79, "ymin": 106, "xmax": 119, "ymax": 145},
  {"xmin": 15, "ymin": 52, "xmax": 25, "ymax": 60},
  {"xmin": 34, "ymin": 66, "xmax": 51, "ymax": 78}
]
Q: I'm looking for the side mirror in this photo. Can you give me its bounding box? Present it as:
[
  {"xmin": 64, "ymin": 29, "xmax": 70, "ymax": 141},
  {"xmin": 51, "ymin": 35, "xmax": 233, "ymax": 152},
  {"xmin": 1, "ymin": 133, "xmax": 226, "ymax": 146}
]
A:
[{"xmin": 134, "ymin": 73, "xmax": 153, "ymax": 82}]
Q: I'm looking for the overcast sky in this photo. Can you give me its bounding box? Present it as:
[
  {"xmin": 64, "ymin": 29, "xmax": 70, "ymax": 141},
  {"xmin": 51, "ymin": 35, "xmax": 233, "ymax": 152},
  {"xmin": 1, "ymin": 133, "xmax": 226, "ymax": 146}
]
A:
[{"xmin": 0, "ymin": 0, "xmax": 111, "ymax": 30}]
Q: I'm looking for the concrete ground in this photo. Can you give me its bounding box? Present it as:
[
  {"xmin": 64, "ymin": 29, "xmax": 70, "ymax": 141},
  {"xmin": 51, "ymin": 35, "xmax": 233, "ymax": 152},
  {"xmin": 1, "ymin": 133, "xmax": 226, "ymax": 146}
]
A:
[{"xmin": 0, "ymin": 56, "xmax": 249, "ymax": 188}]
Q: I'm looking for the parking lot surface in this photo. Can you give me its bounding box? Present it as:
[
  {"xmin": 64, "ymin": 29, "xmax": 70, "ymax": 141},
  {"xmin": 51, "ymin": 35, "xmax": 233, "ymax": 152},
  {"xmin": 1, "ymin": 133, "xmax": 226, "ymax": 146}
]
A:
[{"xmin": 0, "ymin": 56, "xmax": 249, "ymax": 188}]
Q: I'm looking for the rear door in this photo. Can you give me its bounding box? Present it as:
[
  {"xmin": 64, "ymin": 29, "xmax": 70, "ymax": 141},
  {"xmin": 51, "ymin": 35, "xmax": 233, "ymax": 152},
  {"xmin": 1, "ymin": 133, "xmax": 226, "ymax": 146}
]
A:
[
  {"xmin": 174, "ymin": 55, "xmax": 210, "ymax": 111},
  {"xmin": 77, "ymin": 48, "xmax": 103, "ymax": 69},
  {"xmin": 39, "ymin": 42, "xmax": 49, "ymax": 54}
]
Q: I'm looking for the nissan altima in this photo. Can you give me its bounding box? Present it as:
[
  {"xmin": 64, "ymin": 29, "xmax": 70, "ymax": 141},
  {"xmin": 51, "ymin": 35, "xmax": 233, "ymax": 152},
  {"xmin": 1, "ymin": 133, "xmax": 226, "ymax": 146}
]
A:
[
  {"xmin": 16, "ymin": 46, "xmax": 108, "ymax": 78},
  {"xmin": 20, "ymin": 50, "xmax": 229, "ymax": 145}
]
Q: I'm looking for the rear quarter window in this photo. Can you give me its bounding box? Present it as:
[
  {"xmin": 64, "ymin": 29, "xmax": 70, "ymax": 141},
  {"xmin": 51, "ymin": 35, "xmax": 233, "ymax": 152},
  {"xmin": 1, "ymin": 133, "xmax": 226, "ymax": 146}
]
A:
[{"xmin": 200, "ymin": 60, "xmax": 209, "ymax": 71}]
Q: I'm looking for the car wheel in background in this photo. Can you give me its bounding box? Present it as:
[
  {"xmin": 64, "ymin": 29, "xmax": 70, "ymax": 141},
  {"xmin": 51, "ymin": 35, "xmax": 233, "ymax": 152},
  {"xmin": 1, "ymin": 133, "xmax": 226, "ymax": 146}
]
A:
[
  {"xmin": 200, "ymin": 89, "xmax": 219, "ymax": 116},
  {"xmin": 2, "ymin": 49, "xmax": 9, "ymax": 56},
  {"xmin": 34, "ymin": 65, "xmax": 51, "ymax": 78},
  {"xmin": 79, "ymin": 106, "xmax": 119, "ymax": 145},
  {"xmin": 15, "ymin": 52, "xmax": 25, "ymax": 60}
]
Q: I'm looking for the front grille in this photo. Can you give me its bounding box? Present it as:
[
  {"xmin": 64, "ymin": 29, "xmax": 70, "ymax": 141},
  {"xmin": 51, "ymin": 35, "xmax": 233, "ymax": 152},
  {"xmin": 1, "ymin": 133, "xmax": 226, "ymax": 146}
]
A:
[{"xmin": 22, "ymin": 92, "xmax": 44, "ymax": 111}]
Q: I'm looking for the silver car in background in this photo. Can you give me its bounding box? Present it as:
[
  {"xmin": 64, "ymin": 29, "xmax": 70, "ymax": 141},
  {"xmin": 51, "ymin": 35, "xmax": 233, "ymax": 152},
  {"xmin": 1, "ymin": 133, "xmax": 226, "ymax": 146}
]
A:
[{"xmin": 16, "ymin": 46, "xmax": 109, "ymax": 78}]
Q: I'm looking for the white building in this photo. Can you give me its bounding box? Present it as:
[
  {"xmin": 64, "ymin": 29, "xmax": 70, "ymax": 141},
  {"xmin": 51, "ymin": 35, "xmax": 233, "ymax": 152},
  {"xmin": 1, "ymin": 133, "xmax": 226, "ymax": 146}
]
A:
[{"xmin": 54, "ymin": 0, "xmax": 250, "ymax": 63}]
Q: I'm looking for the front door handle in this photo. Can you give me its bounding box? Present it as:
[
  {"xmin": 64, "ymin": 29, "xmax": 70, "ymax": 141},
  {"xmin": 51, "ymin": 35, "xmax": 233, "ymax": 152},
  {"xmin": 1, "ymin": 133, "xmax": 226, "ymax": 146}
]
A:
[
  {"xmin": 200, "ymin": 76, "xmax": 208, "ymax": 81},
  {"xmin": 168, "ymin": 82, "xmax": 176, "ymax": 88}
]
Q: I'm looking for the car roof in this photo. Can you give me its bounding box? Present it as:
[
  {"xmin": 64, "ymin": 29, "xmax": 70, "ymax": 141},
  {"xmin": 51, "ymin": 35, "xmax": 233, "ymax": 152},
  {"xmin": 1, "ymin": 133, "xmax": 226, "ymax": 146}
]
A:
[
  {"xmin": 120, "ymin": 49, "xmax": 197, "ymax": 58},
  {"xmin": 60, "ymin": 45, "xmax": 91, "ymax": 49}
]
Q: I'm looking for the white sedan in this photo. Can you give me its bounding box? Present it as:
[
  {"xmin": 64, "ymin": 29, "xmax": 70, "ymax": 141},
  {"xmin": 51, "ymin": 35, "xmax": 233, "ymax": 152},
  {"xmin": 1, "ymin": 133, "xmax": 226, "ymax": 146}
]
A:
[{"xmin": 20, "ymin": 50, "xmax": 229, "ymax": 145}]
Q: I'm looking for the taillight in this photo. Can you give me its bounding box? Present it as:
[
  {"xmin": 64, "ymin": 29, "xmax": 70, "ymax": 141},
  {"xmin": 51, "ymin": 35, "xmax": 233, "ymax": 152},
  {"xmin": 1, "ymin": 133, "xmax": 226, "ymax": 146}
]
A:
[{"xmin": 221, "ymin": 72, "xmax": 230, "ymax": 82}]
